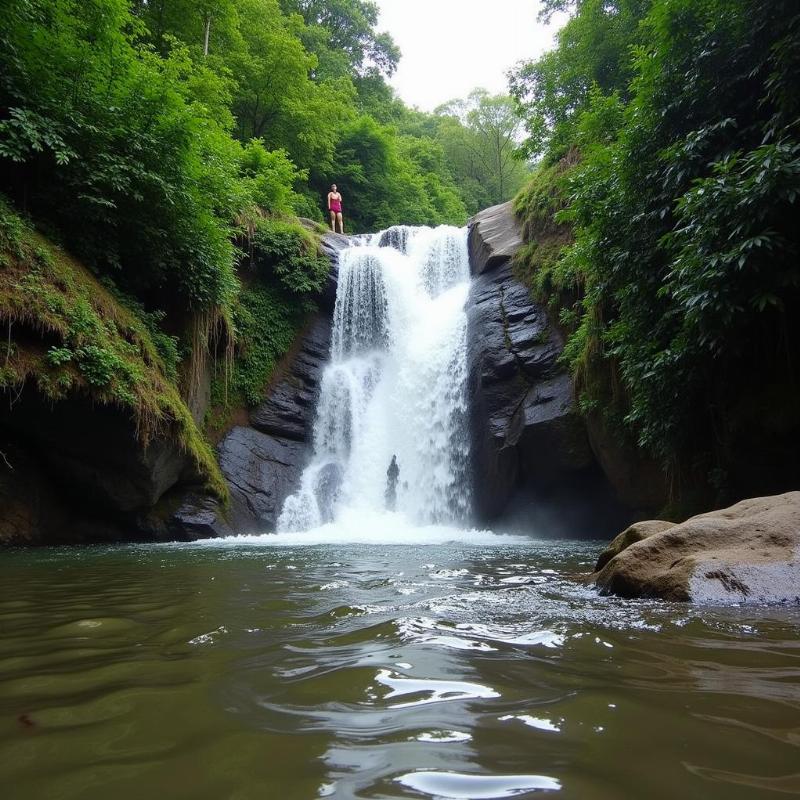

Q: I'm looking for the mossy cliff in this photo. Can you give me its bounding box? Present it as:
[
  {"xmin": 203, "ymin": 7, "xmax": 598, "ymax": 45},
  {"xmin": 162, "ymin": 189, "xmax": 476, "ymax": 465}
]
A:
[
  {"xmin": 510, "ymin": 158, "xmax": 800, "ymax": 519},
  {"xmin": 0, "ymin": 199, "xmax": 330, "ymax": 544}
]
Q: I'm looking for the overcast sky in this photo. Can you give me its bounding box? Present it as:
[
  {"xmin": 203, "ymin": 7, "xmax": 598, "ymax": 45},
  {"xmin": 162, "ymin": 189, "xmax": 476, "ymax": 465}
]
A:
[{"xmin": 374, "ymin": 0, "xmax": 565, "ymax": 111}]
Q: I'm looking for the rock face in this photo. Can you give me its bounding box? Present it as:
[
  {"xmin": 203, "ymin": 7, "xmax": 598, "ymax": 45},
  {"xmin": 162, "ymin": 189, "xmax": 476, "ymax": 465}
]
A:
[
  {"xmin": 318, "ymin": 230, "xmax": 350, "ymax": 312},
  {"xmin": 171, "ymin": 236, "xmax": 341, "ymax": 538},
  {"xmin": 594, "ymin": 493, "xmax": 800, "ymax": 603},
  {"xmin": 0, "ymin": 231, "xmax": 342, "ymax": 545},
  {"xmin": 250, "ymin": 314, "xmax": 331, "ymax": 442},
  {"xmin": 468, "ymin": 201, "xmax": 524, "ymax": 276},
  {"xmin": 466, "ymin": 203, "xmax": 626, "ymax": 534},
  {"xmin": 213, "ymin": 312, "xmax": 332, "ymax": 532},
  {"xmin": 0, "ymin": 391, "xmax": 202, "ymax": 545},
  {"xmin": 217, "ymin": 427, "xmax": 309, "ymax": 532}
]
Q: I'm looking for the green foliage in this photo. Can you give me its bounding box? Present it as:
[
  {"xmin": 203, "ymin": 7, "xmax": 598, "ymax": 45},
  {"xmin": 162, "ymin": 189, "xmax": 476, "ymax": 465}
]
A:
[
  {"xmin": 250, "ymin": 219, "xmax": 330, "ymax": 296},
  {"xmin": 512, "ymin": 155, "xmax": 576, "ymax": 310},
  {"xmin": 0, "ymin": 199, "xmax": 227, "ymax": 499},
  {"xmin": 514, "ymin": 0, "xmax": 800, "ymax": 498},
  {"xmin": 332, "ymin": 115, "xmax": 467, "ymax": 231},
  {"xmin": 227, "ymin": 282, "xmax": 308, "ymax": 407},
  {"xmin": 510, "ymin": 0, "xmax": 651, "ymax": 159},
  {"xmin": 279, "ymin": 0, "xmax": 400, "ymax": 80},
  {"xmin": 435, "ymin": 90, "xmax": 531, "ymax": 214}
]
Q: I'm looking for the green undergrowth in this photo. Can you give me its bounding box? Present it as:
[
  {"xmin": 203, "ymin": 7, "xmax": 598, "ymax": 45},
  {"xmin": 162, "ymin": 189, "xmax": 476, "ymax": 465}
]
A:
[
  {"xmin": 207, "ymin": 217, "xmax": 326, "ymax": 431},
  {"xmin": 216, "ymin": 281, "xmax": 309, "ymax": 411},
  {"xmin": 0, "ymin": 197, "xmax": 228, "ymax": 502},
  {"xmin": 512, "ymin": 153, "xmax": 579, "ymax": 324},
  {"xmin": 512, "ymin": 155, "xmax": 641, "ymax": 473}
]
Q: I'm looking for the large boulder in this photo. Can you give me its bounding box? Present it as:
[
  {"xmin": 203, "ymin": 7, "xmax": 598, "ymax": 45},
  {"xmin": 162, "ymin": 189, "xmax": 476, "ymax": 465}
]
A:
[
  {"xmin": 594, "ymin": 492, "xmax": 800, "ymax": 603},
  {"xmin": 594, "ymin": 519, "xmax": 676, "ymax": 572}
]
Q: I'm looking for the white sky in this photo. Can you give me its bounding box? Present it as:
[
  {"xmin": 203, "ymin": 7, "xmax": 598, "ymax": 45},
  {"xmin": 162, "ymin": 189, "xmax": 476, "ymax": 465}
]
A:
[{"xmin": 375, "ymin": 0, "xmax": 565, "ymax": 111}]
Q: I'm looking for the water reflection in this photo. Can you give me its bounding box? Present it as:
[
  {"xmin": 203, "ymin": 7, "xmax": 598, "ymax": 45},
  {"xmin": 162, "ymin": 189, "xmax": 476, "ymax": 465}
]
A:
[{"xmin": 1, "ymin": 541, "xmax": 799, "ymax": 799}]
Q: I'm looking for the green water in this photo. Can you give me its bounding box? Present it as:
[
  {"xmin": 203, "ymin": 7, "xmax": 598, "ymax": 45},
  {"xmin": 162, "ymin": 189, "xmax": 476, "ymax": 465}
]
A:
[{"xmin": 1, "ymin": 538, "xmax": 799, "ymax": 799}]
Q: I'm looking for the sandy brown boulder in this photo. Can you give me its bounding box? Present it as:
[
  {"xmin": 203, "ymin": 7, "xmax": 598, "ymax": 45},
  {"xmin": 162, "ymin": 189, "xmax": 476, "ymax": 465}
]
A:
[
  {"xmin": 594, "ymin": 519, "xmax": 677, "ymax": 571},
  {"xmin": 594, "ymin": 492, "xmax": 800, "ymax": 603}
]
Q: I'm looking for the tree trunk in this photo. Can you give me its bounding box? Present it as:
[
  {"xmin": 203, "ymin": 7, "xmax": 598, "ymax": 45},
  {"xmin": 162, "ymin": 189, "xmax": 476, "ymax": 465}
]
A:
[{"xmin": 203, "ymin": 14, "xmax": 211, "ymax": 57}]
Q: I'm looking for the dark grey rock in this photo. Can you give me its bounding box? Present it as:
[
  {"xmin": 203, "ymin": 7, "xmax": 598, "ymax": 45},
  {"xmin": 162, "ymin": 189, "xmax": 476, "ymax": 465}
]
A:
[
  {"xmin": 468, "ymin": 201, "xmax": 524, "ymax": 276},
  {"xmin": 319, "ymin": 231, "xmax": 350, "ymax": 312},
  {"xmin": 510, "ymin": 374, "xmax": 594, "ymax": 486},
  {"xmin": 217, "ymin": 426, "xmax": 308, "ymax": 533},
  {"xmin": 169, "ymin": 493, "xmax": 234, "ymax": 540},
  {"xmin": 0, "ymin": 443, "xmax": 67, "ymax": 545},
  {"xmin": 466, "ymin": 234, "xmax": 604, "ymax": 527},
  {"xmin": 249, "ymin": 313, "xmax": 331, "ymax": 442},
  {"xmin": 377, "ymin": 226, "xmax": 412, "ymax": 252},
  {"xmin": 0, "ymin": 389, "xmax": 197, "ymax": 515}
]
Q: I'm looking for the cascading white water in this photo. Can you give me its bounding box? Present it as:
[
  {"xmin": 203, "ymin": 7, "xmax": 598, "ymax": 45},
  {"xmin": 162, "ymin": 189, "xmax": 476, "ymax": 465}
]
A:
[{"xmin": 278, "ymin": 224, "xmax": 472, "ymax": 532}]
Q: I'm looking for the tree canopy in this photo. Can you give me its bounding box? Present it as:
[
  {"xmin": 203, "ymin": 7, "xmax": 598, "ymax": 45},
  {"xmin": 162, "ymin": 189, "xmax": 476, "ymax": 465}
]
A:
[{"xmin": 512, "ymin": 0, "xmax": 800, "ymax": 503}]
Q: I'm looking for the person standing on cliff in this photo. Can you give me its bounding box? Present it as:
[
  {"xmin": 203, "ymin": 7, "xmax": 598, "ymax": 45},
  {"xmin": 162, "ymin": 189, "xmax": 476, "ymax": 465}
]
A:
[{"xmin": 327, "ymin": 184, "xmax": 344, "ymax": 234}]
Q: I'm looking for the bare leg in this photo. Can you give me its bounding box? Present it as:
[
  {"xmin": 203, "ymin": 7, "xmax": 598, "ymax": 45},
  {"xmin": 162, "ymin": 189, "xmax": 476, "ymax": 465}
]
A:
[
  {"xmin": 336, "ymin": 212, "xmax": 344, "ymax": 234},
  {"xmin": 329, "ymin": 210, "xmax": 336, "ymax": 231}
]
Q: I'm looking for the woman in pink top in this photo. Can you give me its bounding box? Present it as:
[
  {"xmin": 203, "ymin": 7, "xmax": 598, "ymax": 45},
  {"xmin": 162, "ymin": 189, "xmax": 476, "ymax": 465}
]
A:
[{"xmin": 327, "ymin": 184, "xmax": 344, "ymax": 233}]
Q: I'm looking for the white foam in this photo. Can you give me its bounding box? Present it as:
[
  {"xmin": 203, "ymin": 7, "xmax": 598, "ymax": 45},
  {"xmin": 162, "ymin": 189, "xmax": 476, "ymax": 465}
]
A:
[{"xmin": 202, "ymin": 508, "xmax": 523, "ymax": 547}]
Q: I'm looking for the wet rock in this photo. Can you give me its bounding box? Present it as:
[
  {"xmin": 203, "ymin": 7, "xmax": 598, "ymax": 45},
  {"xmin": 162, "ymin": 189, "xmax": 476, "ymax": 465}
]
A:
[
  {"xmin": 170, "ymin": 493, "xmax": 234, "ymax": 540},
  {"xmin": 584, "ymin": 410, "xmax": 669, "ymax": 512},
  {"xmin": 465, "ymin": 204, "xmax": 629, "ymax": 534},
  {"xmin": 466, "ymin": 258, "xmax": 594, "ymax": 522},
  {"xmin": 0, "ymin": 445, "xmax": 67, "ymax": 545},
  {"xmin": 0, "ymin": 389, "xmax": 198, "ymax": 515},
  {"xmin": 217, "ymin": 427, "xmax": 308, "ymax": 533},
  {"xmin": 594, "ymin": 493, "xmax": 800, "ymax": 603},
  {"xmin": 314, "ymin": 461, "xmax": 342, "ymax": 523},
  {"xmin": 377, "ymin": 226, "xmax": 412, "ymax": 252},
  {"xmin": 319, "ymin": 231, "xmax": 350, "ymax": 312},
  {"xmin": 250, "ymin": 313, "xmax": 331, "ymax": 442},
  {"xmin": 509, "ymin": 374, "xmax": 594, "ymax": 485},
  {"xmin": 468, "ymin": 201, "xmax": 523, "ymax": 276}
]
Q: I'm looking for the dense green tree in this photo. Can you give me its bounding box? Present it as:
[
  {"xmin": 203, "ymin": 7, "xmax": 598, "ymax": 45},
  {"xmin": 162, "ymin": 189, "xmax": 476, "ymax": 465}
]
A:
[
  {"xmin": 509, "ymin": 0, "xmax": 650, "ymax": 159},
  {"xmin": 435, "ymin": 89, "xmax": 530, "ymax": 214},
  {"xmin": 278, "ymin": 0, "xmax": 400, "ymax": 79},
  {"xmin": 513, "ymin": 0, "xmax": 800, "ymax": 500}
]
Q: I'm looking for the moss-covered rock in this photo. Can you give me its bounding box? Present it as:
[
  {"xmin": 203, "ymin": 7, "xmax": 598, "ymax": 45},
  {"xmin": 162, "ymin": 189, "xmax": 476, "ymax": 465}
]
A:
[{"xmin": 0, "ymin": 199, "xmax": 228, "ymax": 542}]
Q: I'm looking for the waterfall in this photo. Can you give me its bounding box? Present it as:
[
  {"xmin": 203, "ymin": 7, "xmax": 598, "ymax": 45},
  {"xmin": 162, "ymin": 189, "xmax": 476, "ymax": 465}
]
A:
[{"xmin": 278, "ymin": 225, "xmax": 472, "ymax": 532}]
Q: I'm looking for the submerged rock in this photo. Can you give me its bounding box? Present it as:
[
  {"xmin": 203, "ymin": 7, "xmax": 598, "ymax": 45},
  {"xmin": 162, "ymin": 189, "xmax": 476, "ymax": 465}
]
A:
[
  {"xmin": 594, "ymin": 493, "xmax": 800, "ymax": 603},
  {"xmin": 314, "ymin": 461, "xmax": 342, "ymax": 523}
]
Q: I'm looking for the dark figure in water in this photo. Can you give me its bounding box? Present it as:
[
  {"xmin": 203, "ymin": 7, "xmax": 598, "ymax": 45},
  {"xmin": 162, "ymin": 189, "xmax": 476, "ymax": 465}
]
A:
[{"xmin": 385, "ymin": 455, "xmax": 400, "ymax": 511}]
